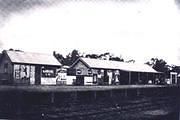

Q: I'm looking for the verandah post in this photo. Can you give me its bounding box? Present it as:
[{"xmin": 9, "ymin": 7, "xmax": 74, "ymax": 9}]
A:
[{"xmin": 129, "ymin": 72, "xmax": 131, "ymax": 85}]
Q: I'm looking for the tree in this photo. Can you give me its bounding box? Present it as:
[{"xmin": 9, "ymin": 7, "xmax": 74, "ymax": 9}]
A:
[
  {"xmin": 171, "ymin": 65, "xmax": 180, "ymax": 73},
  {"xmin": 126, "ymin": 59, "xmax": 135, "ymax": 63},
  {"xmin": 85, "ymin": 54, "xmax": 99, "ymax": 59},
  {"xmin": 53, "ymin": 49, "xmax": 80, "ymax": 66},
  {"xmin": 64, "ymin": 49, "xmax": 80, "ymax": 66},
  {"xmin": 109, "ymin": 56, "xmax": 124, "ymax": 62},
  {"xmin": 99, "ymin": 52, "xmax": 110, "ymax": 60},
  {"xmin": 146, "ymin": 58, "xmax": 169, "ymax": 73},
  {"xmin": 71, "ymin": 49, "xmax": 80, "ymax": 63},
  {"xmin": 53, "ymin": 51, "xmax": 65, "ymax": 64},
  {"xmin": 85, "ymin": 52, "xmax": 125, "ymax": 62}
]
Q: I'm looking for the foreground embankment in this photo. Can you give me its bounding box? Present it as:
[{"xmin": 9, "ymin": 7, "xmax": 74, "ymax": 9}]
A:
[{"xmin": 0, "ymin": 85, "xmax": 179, "ymax": 120}]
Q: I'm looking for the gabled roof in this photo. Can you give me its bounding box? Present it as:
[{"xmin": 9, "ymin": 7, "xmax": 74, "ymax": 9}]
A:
[
  {"xmin": 5, "ymin": 50, "xmax": 61, "ymax": 66},
  {"xmin": 72, "ymin": 57, "xmax": 160, "ymax": 73}
]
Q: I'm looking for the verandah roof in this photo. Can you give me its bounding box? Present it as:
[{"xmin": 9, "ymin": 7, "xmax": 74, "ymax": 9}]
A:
[{"xmin": 73, "ymin": 57, "xmax": 160, "ymax": 73}]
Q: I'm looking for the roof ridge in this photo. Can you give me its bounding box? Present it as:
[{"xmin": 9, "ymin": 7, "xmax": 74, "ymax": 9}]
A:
[
  {"xmin": 6, "ymin": 50, "xmax": 53, "ymax": 56},
  {"xmin": 80, "ymin": 57, "xmax": 159, "ymax": 73}
]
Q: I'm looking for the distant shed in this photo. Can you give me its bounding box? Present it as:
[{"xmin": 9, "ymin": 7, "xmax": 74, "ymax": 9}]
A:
[
  {"xmin": 71, "ymin": 57, "xmax": 161, "ymax": 85},
  {"xmin": 0, "ymin": 50, "xmax": 61, "ymax": 85}
]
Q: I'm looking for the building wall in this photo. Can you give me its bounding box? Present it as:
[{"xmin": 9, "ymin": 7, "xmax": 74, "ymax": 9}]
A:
[
  {"xmin": 13, "ymin": 64, "xmax": 35, "ymax": 84},
  {"xmin": 66, "ymin": 76, "xmax": 76, "ymax": 85},
  {"xmin": 0, "ymin": 54, "xmax": 13, "ymax": 74},
  {"xmin": 41, "ymin": 77, "xmax": 57, "ymax": 85},
  {"xmin": 73, "ymin": 61, "xmax": 90, "ymax": 76},
  {"xmin": 73, "ymin": 61, "xmax": 87, "ymax": 69},
  {"xmin": 40, "ymin": 66, "xmax": 59, "ymax": 85},
  {"xmin": 72, "ymin": 61, "xmax": 122, "ymax": 85},
  {"xmin": 0, "ymin": 54, "xmax": 13, "ymax": 83},
  {"xmin": 72, "ymin": 60, "xmax": 160, "ymax": 85},
  {"xmin": 84, "ymin": 76, "xmax": 93, "ymax": 85}
]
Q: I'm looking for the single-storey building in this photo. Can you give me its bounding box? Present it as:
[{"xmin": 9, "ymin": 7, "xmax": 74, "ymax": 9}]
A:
[
  {"xmin": 71, "ymin": 57, "xmax": 162, "ymax": 85},
  {"xmin": 0, "ymin": 50, "xmax": 61, "ymax": 85}
]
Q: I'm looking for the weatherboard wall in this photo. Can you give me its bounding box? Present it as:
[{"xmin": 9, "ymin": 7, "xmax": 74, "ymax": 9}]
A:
[{"xmin": 0, "ymin": 53, "xmax": 13, "ymax": 83}]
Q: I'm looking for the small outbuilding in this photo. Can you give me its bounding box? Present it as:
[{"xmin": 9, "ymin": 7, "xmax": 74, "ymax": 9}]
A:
[
  {"xmin": 0, "ymin": 50, "xmax": 61, "ymax": 85},
  {"xmin": 56, "ymin": 65, "xmax": 76, "ymax": 85},
  {"xmin": 71, "ymin": 57, "xmax": 162, "ymax": 85}
]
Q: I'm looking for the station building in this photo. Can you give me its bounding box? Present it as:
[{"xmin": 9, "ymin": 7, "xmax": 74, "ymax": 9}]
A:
[
  {"xmin": 0, "ymin": 50, "xmax": 61, "ymax": 85},
  {"xmin": 70, "ymin": 57, "xmax": 162, "ymax": 85}
]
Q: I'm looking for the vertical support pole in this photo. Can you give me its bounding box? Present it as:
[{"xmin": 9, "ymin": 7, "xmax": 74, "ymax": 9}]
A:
[
  {"xmin": 170, "ymin": 73, "xmax": 172, "ymax": 84},
  {"xmin": 176, "ymin": 73, "xmax": 178, "ymax": 84},
  {"xmin": 153, "ymin": 73, "xmax": 154, "ymax": 84},
  {"xmin": 29, "ymin": 65, "xmax": 31, "ymax": 84},
  {"xmin": 119, "ymin": 71, "xmax": 121, "ymax": 85},
  {"xmin": 147, "ymin": 73, "xmax": 148, "ymax": 84},
  {"xmin": 129, "ymin": 72, "xmax": 131, "ymax": 85}
]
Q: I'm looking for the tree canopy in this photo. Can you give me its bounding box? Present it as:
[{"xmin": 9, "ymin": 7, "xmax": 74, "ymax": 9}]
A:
[
  {"xmin": 54, "ymin": 50, "xmax": 125, "ymax": 66},
  {"xmin": 145, "ymin": 58, "xmax": 170, "ymax": 73},
  {"xmin": 54, "ymin": 49, "xmax": 80, "ymax": 66}
]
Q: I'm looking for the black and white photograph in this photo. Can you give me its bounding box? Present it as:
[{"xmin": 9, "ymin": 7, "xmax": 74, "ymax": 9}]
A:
[{"xmin": 0, "ymin": 0, "xmax": 180, "ymax": 119}]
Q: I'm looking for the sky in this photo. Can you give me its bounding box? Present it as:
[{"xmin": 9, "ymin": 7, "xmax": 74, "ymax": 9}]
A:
[{"xmin": 0, "ymin": 0, "xmax": 180, "ymax": 65}]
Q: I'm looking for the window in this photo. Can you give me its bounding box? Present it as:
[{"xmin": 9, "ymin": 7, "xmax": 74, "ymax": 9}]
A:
[
  {"xmin": 88, "ymin": 69, "xmax": 92, "ymax": 74},
  {"xmin": 76, "ymin": 69, "xmax": 82, "ymax": 74},
  {"xmin": 15, "ymin": 69, "xmax": 20, "ymax": 79}
]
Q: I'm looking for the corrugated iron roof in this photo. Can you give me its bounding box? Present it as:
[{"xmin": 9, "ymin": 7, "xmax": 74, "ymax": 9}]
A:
[
  {"xmin": 78, "ymin": 57, "xmax": 159, "ymax": 73},
  {"xmin": 5, "ymin": 50, "xmax": 61, "ymax": 66}
]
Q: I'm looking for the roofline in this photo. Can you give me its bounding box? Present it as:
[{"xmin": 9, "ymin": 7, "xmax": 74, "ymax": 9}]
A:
[
  {"xmin": 4, "ymin": 50, "xmax": 62, "ymax": 67},
  {"xmin": 70, "ymin": 57, "xmax": 90, "ymax": 68},
  {"xmin": 12, "ymin": 62, "xmax": 61, "ymax": 67},
  {"xmin": 90, "ymin": 67, "xmax": 161, "ymax": 73},
  {"xmin": 71, "ymin": 57, "xmax": 162, "ymax": 73}
]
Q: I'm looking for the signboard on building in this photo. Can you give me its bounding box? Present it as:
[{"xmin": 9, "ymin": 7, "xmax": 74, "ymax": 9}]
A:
[{"xmin": 41, "ymin": 66, "xmax": 56, "ymax": 78}]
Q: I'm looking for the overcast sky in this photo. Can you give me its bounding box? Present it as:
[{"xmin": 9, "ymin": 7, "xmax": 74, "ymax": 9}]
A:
[{"xmin": 0, "ymin": 0, "xmax": 180, "ymax": 65}]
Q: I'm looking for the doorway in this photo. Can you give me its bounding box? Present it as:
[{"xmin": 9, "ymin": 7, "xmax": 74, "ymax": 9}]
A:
[
  {"xmin": 35, "ymin": 66, "xmax": 41, "ymax": 85},
  {"xmin": 76, "ymin": 76, "xmax": 84, "ymax": 85}
]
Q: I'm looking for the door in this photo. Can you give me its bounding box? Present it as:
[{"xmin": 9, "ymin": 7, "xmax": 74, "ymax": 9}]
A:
[
  {"xmin": 35, "ymin": 66, "xmax": 41, "ymax": 85},
  {"xmin": 76, "ymin": 76, "xmax": 84, "ymax": 85},
  {"xmin": 172, "ymin": 74, "xmax": 176, "ymax": 84},
  {"xmin": 104, "ymin": 70, "xmax": 109, "ymax": 85}
]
